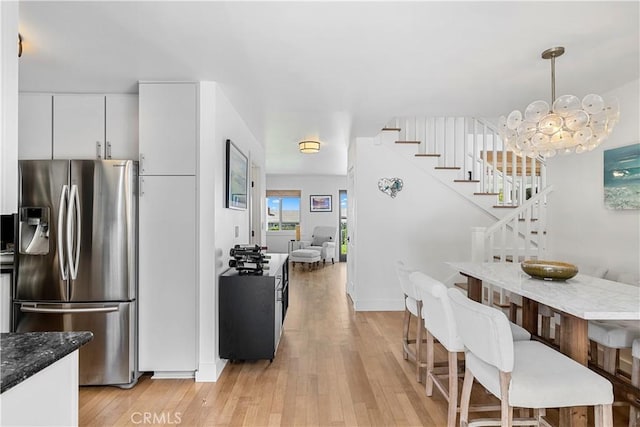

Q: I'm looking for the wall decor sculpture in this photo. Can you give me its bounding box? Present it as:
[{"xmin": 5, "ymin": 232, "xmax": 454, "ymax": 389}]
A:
[
  {"xmin": 378, "ymin": 177, "xmax": 403, "ymax": 198},
  {"xmin": 604, "ymin": 143, "xmax": 640, "ymax": 210}
]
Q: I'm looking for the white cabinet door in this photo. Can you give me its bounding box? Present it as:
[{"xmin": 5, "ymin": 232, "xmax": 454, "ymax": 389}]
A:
[
  {"xmin": 105, "ymin": 94, "xmax": 138, "ymax": 160},
  {"xmin": 18, "ymin": 93, "xmax": 53, "ymax": 159},
  {"xmin": 139, "ymin": 83, "xmax": 196, "ymax": 176},
  {"xmin": 53, "ymin": 95, "xmax": 105, "ymax": 159},
  {"xmin": 138, "ymin": 175, "xmax": 196, "ymax": 372}
]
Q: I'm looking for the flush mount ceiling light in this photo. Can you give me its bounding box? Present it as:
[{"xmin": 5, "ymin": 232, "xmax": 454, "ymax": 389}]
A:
[
  {"xmin": 299, "ymin": 140, "xmax": 320, "ymax": 154},
  {"xmin": 499, "ymin": 46, "xmax": 619, "ymax": 158}
]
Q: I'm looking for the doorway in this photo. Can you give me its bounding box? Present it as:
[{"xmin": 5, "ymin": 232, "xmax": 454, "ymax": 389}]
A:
[
  {"xmin": 339, "ymin": 189, "xmax": 347, "ymax": 262},
  {"xmin": 250, "ymin": 163, "xmax": 261, "ymax": 246}
]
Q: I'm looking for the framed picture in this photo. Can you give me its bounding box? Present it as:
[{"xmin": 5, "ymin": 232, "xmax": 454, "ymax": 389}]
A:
[
  {"xmin": 604, "ymin": 143, "xmax": 640, "ymax": 210},
  {"xmin": 225, "ymin": 139, "xmax": 248, "ymax": 210},
  {"xmin": 310, "ymin": 195, "xmax": 332, "ymax": 212}
]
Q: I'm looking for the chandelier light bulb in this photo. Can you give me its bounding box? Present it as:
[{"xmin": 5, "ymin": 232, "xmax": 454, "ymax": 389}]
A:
[{"xmin": 499, "ymin": 47, "xmax": 619, "ymax": 158}]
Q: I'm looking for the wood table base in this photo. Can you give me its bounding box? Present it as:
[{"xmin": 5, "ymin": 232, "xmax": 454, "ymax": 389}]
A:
[{"xmin": 558, "ymin": 313, "xmax": 589, "ymax": 427}]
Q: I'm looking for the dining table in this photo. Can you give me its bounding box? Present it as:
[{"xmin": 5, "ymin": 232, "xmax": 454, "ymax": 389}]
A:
[{"xmin": 448, "ymin": 261, "xmax": 640, "ymax": 427}]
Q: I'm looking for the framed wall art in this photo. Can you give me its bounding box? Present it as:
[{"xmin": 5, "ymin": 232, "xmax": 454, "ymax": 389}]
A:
[
  {"xmin": 310, "ymin": 195, "xmax": 332, "ymax": 212},
  {"xmin": 604, "ymin": 143, "xmax": 640, "ymax": 210},
  {"xmin": 225, "ymin": 139, "xmax": 248, "ymax": 210}
]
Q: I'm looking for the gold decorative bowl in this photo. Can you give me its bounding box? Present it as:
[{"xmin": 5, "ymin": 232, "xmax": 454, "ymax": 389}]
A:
[{"xmin": 521, "ymin": 260, "xmax": 579, "ymax": 281}]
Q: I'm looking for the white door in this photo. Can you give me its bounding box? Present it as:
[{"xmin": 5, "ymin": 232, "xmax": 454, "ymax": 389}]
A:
[
  {"xmin": 138, "ymin": 83, "xmax": 196, "ymax": 176},
  {"xmin": 346, "ymin": 166, "xmax": 356, "ymax": 302},
  {"xmin": 250, "ymin": 163, "xmax": 262, "ymax": 246},
  {"xmin": 105, "ymin": 94, "xmax": 138, "ymax": 160},
  {"xmin": 138, "ymin": 175, "xmax": 196, "ymax": 372},
  {"xmin": 18, "ymin": 93, "xmax": 53, "ymax": 159},
  {"xmin": 53, "ymin": 95, "xmax": 105, "ymax": 159}
]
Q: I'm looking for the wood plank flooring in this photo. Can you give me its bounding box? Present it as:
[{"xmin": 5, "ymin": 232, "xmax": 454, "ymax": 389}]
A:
[{"xmin": 79, "ymin": 262, "xmax": 630, "ymax": 426}]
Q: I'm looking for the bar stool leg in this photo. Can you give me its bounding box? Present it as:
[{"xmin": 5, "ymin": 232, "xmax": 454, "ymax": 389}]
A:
[
  {"xmin": 415, "ymin": 301, "xmax": 423, "ymax": 383},
  {"xmin": 447, "ymin": 351, "xmax": 458, "ymax": 427},
  {"xmin": 402, "ymin": 304, "xmax": 410, "ymax": 360},
  {"xmin": 425, "ymin": 330, "xmax": 435, "ymax": 396}
]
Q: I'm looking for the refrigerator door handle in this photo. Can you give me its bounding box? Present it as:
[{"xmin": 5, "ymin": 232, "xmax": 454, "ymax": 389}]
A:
[
  {"xmin": 67, "ymin": 184, "xmax": 82, "ymax": 280},
  {"xmin": 20, "ymin": 304, "xmax": 119, "ymax": 314},
  {"xmin": 57, "ymin": 184, "xmax": 69, "ymax": 280}
]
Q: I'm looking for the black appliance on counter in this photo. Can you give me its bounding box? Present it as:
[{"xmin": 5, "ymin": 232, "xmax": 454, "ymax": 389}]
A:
[
  {"xmin": 228, "ymin": 244, "xmax": 269, "ymax": 275},
  {"xmin": 0, "ymin": 214, "xmax": 16, "ymax": 251}
]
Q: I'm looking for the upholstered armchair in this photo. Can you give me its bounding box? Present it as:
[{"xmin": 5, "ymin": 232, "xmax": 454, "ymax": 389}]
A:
[{"xmin": 299, "ymin": 226, "xmax": 337, "ymax": 265}]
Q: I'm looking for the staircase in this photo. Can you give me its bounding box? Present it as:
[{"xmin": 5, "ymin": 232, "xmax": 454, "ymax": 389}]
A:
[{"xmin": 380, "ymin": 116, "xmax": 554, "ymax": 264}]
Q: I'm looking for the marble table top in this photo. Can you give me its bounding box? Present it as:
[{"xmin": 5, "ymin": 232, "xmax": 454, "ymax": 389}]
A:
[
  {"xmin": 0, "ymin": 331, "xmax": 93, "ymax": 394},
  {"xmin": 448, "ymin": 262, "xmax": 640, "ymax": 321}
]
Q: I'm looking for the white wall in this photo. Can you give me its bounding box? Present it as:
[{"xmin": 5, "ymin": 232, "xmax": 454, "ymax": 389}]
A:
[
  {"xmin": 348, "ymin": 133, "xmax": 495, "ymax": 311},
  {"xmin": 0, "ymin": 1, "xmax": 19, "ymax": 214},
  {"xmin": 265, "ymin": 174, "xmax": 346, "ymax": 256},
  {"xmin": 196, "ymin": 82, "xmax": 265, "ymax": 382},
  {"xmin": 546, "ymin": 79, "xmax": 640, "ymax": 280}
]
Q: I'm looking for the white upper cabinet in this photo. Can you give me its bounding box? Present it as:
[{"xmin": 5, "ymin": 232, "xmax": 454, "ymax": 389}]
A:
[
  {"xmin": 138, "ymin": 83, "xmax": 197, "ymax": 176},
  {"xmin": 19, "ymin": 93, "xmax": 139, "ymax": 160},
  {"xmin": 18, "ymin": 94, "xmax": 53, "ymax": 160},
  {"xmin": 53, "ymin": 94, "xmax": 105, "ymax": 159},
  {"xmin": 105, "ymin": 94, "xmax": 139, "ymax": 160}
]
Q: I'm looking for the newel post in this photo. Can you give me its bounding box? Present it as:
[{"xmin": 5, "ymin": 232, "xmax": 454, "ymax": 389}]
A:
[{"xmin": 471, "ymin": 227, "xmax": 486, "ymax": 262}]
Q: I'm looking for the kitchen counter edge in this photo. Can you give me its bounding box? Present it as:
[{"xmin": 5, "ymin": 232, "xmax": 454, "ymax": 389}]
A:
[{"xmin": 1, "ymin": 331, "xmax": 93, "ymax": 394}]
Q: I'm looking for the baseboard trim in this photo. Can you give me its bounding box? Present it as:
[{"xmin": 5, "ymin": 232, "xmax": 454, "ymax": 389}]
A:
[
  {"xmin": 195, "ymin": 359, "xmax": 227, "ymax": 382},
  {"xmin": 150, "ymin": 371, "xmax": 195, "ymax": 379}
]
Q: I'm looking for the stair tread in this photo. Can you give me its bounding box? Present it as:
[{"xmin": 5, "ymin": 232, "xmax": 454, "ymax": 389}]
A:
[
  {"xmin": 454, "ymin": 282, "xmax": 468, "ymax": 291},
  {"xmin": 435, "ymin": 166, "xmax": 461, "ymax": 170},
  {"xmin": 474, "ymin": 192, "xmax": 500, "ymax": 196},
  {"xmin": 454, "ymin": 179, "xmax": 480, "ymax": 183},
  {"xmin": 415, "ymin": 153, "xmax": 441, "ymax": 157},
  {"xmin": 395, "ymin": 140, "xmax": 421, "ymax": 144},
  {"xmin": 493, "ymin": 204, "xmax": 519, "ymax": 208},
  {"xmin": 382, "ymin": 127, "xmax": 401, "ymax": 131}
]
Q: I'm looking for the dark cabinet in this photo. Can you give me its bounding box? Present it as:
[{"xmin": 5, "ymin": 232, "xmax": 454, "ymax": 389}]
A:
[{"xmin": 219, "ymin": 253, "xmax": 289, "ymax": 361}]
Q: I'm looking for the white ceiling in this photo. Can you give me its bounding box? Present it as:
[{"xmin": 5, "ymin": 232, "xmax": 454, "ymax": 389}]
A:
[{"xmin": 18, "ymin": 1, "xmax": 640, "ymax": 176}]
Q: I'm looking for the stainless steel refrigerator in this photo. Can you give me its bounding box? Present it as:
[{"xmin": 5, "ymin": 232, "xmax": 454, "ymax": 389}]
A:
[{"xmin": 14, "ymin": 160, "xmax": 138, "ymax": 387}]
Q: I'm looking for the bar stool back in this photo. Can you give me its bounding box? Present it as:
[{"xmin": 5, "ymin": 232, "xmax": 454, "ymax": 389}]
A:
[{"xmin": 447, "ymin": 287, "xmax": 614, "ymax": 427}]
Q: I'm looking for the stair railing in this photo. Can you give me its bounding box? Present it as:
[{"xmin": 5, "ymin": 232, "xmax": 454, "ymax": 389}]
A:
[
  {"xmin": 386, "ymin": 116, "xmax": 548, "ymax": 207},
  {"xmin": 471, "ymin": 184, "xmax": 554, "ymax": 264}
]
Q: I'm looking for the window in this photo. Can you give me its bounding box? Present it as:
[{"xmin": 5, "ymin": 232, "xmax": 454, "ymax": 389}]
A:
[{"xmin": 266, "ymin": 190, "xmax": 301, "ymax": 231}]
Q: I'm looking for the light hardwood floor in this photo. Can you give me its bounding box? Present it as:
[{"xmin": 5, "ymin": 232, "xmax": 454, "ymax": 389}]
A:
[{"xmin": 80, "ymin": 262, "xmax": 630, "ymax": 426}]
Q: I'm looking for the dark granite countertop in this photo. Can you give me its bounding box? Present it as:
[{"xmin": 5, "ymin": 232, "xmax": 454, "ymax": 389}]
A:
[{"xmin": 0, "ymin": 331, "xmax": 93, "ymax": 394}]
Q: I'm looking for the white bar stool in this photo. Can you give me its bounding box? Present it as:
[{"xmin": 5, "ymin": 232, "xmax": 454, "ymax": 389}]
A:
[
  {"xmin": 448, "ymin": 287, "xmax": 614, "ymax": 427},
  {"xmin": 395, "ymin": 260, "xmax": 424, "ymax": 382},
  {"xmin": 411, "ymin": 272, "xmax": 531, "ymax": 427}
]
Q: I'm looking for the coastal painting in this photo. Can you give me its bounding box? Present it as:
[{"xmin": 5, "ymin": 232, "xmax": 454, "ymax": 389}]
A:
[{"xmin": 604, "ymin": 143, "xmax": 640, "ymax": 210}]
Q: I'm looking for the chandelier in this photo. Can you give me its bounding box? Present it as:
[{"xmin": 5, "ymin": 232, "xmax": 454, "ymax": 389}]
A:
[{"xmin": 499, "ymin": 47, "xmax": 619, "ymax": 158}]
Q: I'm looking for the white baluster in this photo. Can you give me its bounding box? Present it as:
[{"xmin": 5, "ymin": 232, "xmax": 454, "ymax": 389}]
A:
[
  {"xmin": 511, "ymin": 144, "xmax": 517, "ymax": 204},
  {"xmin": 443, "ymin": 117, "xmax": 448, "ymax": 167},
  {"xmin": 473, "ymin": 119, "xmax": 480, "ymax": 192}
]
